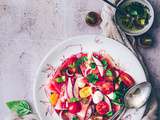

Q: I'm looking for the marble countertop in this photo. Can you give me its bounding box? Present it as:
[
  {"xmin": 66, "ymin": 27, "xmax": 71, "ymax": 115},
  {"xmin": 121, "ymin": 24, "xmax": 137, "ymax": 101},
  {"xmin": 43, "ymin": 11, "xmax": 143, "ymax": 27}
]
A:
[{"xmin": 0, "ymin": 0, "xmax": 160, "ymax": 119}]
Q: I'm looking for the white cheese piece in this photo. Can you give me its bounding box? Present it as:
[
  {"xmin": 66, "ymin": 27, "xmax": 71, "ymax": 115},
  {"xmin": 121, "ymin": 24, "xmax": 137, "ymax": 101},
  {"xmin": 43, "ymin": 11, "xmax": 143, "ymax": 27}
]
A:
[
  {"xmin": 76, "ymin": 77, "xmax": 86, "ymax": 88},
  {"xmin": 92, "ymin": 91, "xmax": 104, "ymax": 104}
]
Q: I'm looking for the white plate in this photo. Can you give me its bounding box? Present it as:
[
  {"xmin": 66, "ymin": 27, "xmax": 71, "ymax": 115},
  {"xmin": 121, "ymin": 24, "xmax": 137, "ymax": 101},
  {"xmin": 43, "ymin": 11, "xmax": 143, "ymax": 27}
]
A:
[{"xmin": 33, "ymin": 35, "xmax": 147, "ymax": 120}]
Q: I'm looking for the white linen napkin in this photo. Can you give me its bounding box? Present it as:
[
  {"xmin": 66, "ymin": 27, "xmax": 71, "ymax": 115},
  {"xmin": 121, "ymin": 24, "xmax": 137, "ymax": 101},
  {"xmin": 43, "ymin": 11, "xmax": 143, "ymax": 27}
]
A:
[{"xmin": 100, "ymin": 4, "xmax": 158, "ymax": 120}]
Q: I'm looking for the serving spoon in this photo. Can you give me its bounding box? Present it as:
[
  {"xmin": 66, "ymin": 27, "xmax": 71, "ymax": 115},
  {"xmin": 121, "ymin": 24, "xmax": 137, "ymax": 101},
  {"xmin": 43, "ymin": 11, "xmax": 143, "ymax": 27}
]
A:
[{"xmin": 110, "ymin": 82, "xmax": 152, "ymax": 120}]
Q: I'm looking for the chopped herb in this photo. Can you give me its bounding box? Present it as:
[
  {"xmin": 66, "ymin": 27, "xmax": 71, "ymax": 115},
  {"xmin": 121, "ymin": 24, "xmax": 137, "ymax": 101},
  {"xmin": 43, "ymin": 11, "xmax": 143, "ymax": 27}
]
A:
[
  {"xmin": 70, "ymin": 97, "xmax": 79, "ymax": 102},
  {"xmin": 108, "ymin": 92, "xmax": 117, "ymax": 100},
  {"xmin": 90, "ymin": 62, "xmax": 96, "ymax": 69},
  {"xmin": 75, "ymin": 56, "xmax": 88, "ymax": 73},
  {"xmin": 111, "ymin": 100, "xmax": 124, "ymax": 106},
  {"xmin": 104, "ymin": 111, "xmax": 113, "ymax": 117},
  {"xmin": 55, "ymin": 76, "xmax": 66, "ymax": 83},
  {"xmin": 72, "ymin": 116, "xmax": 79, "ymax": 120},
  {"xmin": 68, "ymin": 63, "xmax": 75, "ymax": 68},
  {"xmin": 101, "ymin": 59, "xmax": 108, "ymax": 66},
  {"xmin": 106, "ymin": 70, "xmax": 113, "ymax": 77},
  {"xmin": 103, "ymin": 66, "xmax": 107, "ymax": 70},
  {"xmin": 87, "ymin": 73, "xmax": 98, "ymax": 84}
]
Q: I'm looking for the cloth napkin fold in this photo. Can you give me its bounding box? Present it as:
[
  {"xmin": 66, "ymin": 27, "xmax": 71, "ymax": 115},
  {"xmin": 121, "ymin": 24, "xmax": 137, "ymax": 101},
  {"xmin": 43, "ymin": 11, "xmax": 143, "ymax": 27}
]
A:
[{"xmin": 100, "ymin": 4, "xmax": 158, "ymax": 120}]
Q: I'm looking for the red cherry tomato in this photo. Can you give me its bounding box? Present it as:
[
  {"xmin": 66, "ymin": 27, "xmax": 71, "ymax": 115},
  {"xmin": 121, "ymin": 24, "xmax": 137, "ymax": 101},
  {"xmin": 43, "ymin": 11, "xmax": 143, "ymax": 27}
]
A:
[
  {"xmin": 101, "ymin": 82, "xmax": 114, "ymax": 95},
  {"xmin": 112, "ymin": 104, "xmax": 121, "ymax": 112},
  {"xmin": 68, "ymin": 102, "xmax": 81, "ymax": 114},
  {"xmin": 96, "ymin": 101, "xmax": 110, "ymax": 115},
  {"xmin": 119, "ymin": 72, "xmax": 135, "ymax": 88},
  {"xmin": 115, "ymin": 83, "xmax": 120, "ymax": 90}
]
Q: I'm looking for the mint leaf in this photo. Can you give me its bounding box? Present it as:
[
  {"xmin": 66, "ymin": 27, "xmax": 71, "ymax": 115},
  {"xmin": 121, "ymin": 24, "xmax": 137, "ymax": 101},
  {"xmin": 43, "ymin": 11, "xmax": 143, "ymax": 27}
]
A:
[{"xmin": 6, "ymin": 100, "xmax": 32, "ymax": 116}]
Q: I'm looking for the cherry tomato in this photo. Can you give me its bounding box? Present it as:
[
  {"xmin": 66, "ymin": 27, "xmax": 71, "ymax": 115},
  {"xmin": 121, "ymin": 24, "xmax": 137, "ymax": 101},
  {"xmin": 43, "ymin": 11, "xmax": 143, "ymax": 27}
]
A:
[
  {"xmin": 101, "ymin": 82, "xmax": 114, "ymax": 95},
  {"xmin": 115, "ymin": 83, "xmax": 120, "ymax": 90},
  {"xmin": 96, "ymin": 101, "xmax": 110, "ymax": 115},
  {"xmin": 119, "ymin": 71, "xmax": 135, "ymax": 88},
  {"xmin": 112, "ymin": 104, "xmax": 121, "ymax": 112},
  {"xmin": 68, "ymin": 102, "xmax": 81, "ymax": 114}
]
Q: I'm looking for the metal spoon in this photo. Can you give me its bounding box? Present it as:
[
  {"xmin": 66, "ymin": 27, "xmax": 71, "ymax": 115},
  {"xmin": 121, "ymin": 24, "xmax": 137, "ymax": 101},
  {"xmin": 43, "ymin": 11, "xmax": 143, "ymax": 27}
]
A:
[{"xmin": 110, "ymin": 82, "xmax": 152, "ymax": 120}]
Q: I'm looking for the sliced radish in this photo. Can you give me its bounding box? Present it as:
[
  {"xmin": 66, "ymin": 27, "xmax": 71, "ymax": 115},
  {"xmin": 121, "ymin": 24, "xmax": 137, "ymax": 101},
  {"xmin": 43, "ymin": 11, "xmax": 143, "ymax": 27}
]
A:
[
  {"xmin": 104, "ymin": 95, "xmax": 112, "ymax": 112},
  {"xmin": 77, "ymin": 99, "xmax": 91, "ymax": 120},
  {"xmin": 66, "ymin": 77, "xmax": 73, "ymax": 98},
  {"xmin": 73, "ymin": 79, "xmax": 80, "ymax": 98},
  {"xmin": 85, "ymin": 105, "xmax": 92, "ymax": 120},
  {"xmin": 92, "ymin": 56, "xmax": 103, "ymax": 76}
]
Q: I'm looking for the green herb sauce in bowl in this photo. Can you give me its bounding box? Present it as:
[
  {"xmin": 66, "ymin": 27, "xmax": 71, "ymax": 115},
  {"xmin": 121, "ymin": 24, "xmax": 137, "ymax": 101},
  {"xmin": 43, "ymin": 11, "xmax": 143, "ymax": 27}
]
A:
[{"xmin": 115, "ymin": 0, "xmax": 154, "ymax": 36}]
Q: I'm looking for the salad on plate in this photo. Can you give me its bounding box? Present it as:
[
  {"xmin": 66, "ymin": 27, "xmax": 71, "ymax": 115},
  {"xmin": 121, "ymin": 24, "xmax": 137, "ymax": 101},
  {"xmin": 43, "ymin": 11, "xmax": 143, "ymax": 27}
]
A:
[{"xmin": 47, "ymin": 52, "xmax": 135, "ymax": 120}]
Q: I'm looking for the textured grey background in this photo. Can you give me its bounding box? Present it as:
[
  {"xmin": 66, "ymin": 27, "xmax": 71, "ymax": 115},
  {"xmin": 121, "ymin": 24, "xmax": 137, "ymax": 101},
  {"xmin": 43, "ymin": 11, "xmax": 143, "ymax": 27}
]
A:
[{"xmin": 0, "ymin": 0, "xmax": 159, "ymax": 119}]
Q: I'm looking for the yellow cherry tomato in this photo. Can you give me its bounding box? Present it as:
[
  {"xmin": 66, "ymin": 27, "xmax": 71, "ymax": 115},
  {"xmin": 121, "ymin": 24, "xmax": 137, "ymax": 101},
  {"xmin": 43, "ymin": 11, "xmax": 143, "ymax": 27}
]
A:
[
  {"xmin": 50, "ymin": 93, "xmax": 59, "ymax": 106},
  {"xmin": 79, "ymin": 86, "xmax": 92, "ymax": 98}
]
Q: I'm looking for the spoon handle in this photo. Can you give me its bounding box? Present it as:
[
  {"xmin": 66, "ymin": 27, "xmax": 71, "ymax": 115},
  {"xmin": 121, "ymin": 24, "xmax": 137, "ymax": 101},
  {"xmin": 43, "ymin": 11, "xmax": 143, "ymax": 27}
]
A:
[
  {"xmin": 102, "ymin": 0, "xmax": 117, "ymax": 9},
  {"xmin": 109, "ymin": 107, "xmax": 126, "ymax": 120},
  {"xmin": 116, "ymin": 107, "xmax": 127, "ymax": 120}
]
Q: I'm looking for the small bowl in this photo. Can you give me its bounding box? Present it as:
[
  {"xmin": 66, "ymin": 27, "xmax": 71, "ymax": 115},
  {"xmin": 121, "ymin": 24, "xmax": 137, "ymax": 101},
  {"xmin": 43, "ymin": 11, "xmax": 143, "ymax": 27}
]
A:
[{"xmin": 115, "ymin": 0, "xmax": 154, "ymax": 36}]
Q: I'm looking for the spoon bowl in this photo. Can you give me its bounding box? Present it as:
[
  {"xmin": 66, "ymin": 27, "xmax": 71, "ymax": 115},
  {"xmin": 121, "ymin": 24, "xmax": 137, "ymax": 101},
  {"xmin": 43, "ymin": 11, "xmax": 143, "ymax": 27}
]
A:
[
  {"xmin": 124, "ymin": 82, "xmax": 152, "ymax": 109},
  {"xmin": 110, "ymin": 82, "xmax": 152, "ymax": 120}
]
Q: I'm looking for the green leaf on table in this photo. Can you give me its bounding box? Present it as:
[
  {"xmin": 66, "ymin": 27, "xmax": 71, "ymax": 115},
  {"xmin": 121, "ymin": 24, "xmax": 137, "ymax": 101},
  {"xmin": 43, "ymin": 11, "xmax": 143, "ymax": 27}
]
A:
[{"xmin": 6, "ymin": 100, "xmax": 32, "ymax": 116}]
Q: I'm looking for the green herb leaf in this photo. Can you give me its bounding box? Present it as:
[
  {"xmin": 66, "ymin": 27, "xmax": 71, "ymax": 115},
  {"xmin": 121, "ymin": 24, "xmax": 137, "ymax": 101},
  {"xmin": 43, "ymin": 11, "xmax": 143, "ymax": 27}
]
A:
[
  {"xmin": 87, "ymin": 74, "xmax": 98, "ymax": 84},
  {"xmin": 55, "ymin": 76, "xmax": 66, "ymax": 83},
  {"xmin": 106, "ymin": 70, "xmax": 113, "ymax": 77},
  {"xmin": 101, "ymin": 59, "xmax": 108, "ymax": 66},
  {"xmin": 111, "ymin": 100, "xmax": 124, "ymax": 106},
  {"xmin": 70, "ymin": 97, "xmax": 79, "ymax": 102},
  {"xmin": 90, "ymin": 62, "xmax": 96, "ymax": 69},
  {"xmin": 75, "ymin": 56, "xmax": 88, "ymax": 73},
  {"xmin": 69, "ymin": 63, "xmax": 75, "ymax": 68},
  {"xmin": 6, "ymin": 100, "xmax": 32, "ymax": 116},
  {"xmin": 72, "ymin": 116, "xmax": 79, "ymax": 120},
  {"xmin": 105, "ymin": 111, "xmax": 113, "ymax": 117}
]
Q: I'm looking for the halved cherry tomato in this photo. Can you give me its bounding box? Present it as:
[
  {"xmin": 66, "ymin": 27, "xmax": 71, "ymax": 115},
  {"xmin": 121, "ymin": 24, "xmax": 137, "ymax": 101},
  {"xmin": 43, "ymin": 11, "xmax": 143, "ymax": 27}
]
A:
[
  {"xmin": 101, "ymin": 82, "xmax": 114, "ymax": 95},
  {"xmin": 96, "ymin": 101, "xmax": 110, "ymax": 115},
  {"xmin": 115, "ymin": 83, "xmax": 120, "ymax": 90},
  {"xmin": 68, "ymin": 101, "xmax": 81, "ymax": 114},
  {"xmin": 119, "ymin": 71, "xmax": 135, "ymax": 88},
  {"xmin": 112, "ymin": 104, "xmax": 121, "ymax": 112}
]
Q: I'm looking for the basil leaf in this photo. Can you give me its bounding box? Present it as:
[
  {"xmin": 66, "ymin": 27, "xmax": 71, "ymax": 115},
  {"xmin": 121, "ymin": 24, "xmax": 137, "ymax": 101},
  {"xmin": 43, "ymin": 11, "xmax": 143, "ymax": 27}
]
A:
[
  {"xmin": 90, "ymin": 62, "xmax": 96, "ymax": 69},
  {"xmin": 106, "ymin": 70, "xmax": 113, "ymax": 77},
  {"xmin": 106, "ymin": 111, "xmax": 113, "ymax": 117},
  {"xmin": 70, "ymin": 97, "xmax": 79, "ymax": 102},
  {"xmin": 75, "ymin": 56, "xmax": 88, "ymax": 67},
  {"xmin": 6, "ymin": 100, "xmax": 32, "ymax": 116},
  {"xmin": 87, "ymin": 74, "xmax": 98, "ymax": 84},
  {"xmin": 72, "ymin": 116, "xmax": 79, "ymax": 120},
  {"xmin": 75, "ymin": 56, "xmax": 88, "ymax": 73},
  {"xmin": 55, "ymin": 76, "xmax": 66, "ymax": 83},
  {"xmin": 111, "ymin": 100, "xmax": 124, "ymax": 106},
  {"xmin": 6, "ymin": 100, "xmax": 21, "ymax": 111}
]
